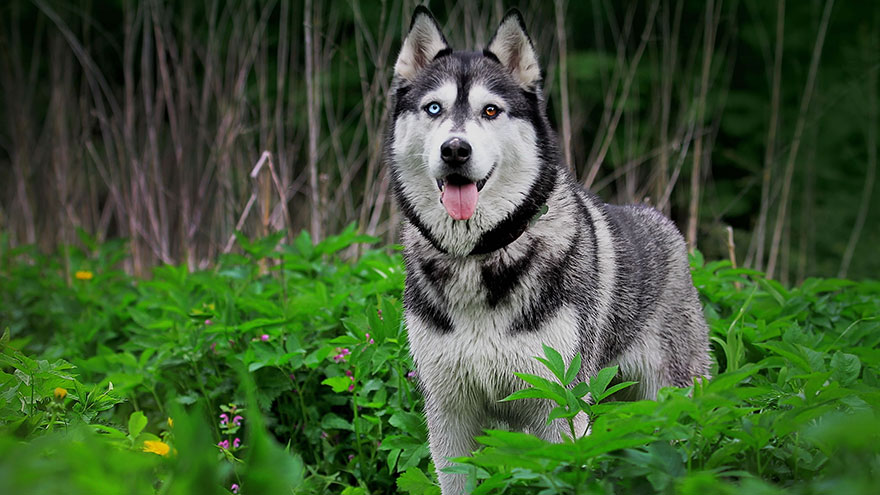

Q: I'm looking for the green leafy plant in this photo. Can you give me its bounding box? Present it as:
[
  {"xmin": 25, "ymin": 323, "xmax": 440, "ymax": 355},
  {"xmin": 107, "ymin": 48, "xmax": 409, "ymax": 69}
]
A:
[
  {"xmin": 501, "ymin": 345, "xmax": 636, "ymax": 440},
  {"xmin": 1, "ymin": 232, "xmax": 879, "ymax": 494}
]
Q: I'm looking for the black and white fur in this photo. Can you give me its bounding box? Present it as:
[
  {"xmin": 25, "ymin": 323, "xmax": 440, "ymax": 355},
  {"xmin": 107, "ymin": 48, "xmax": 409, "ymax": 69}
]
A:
[{"xmin": 387, "ymin": 8, "xmax": 711, "ymax": 494}]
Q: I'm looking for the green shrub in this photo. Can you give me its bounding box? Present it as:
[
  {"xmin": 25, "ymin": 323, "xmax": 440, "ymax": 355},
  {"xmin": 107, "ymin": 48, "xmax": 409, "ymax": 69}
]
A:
[{"xmin": 1, "ymin": 232, "xmax": 878, "ymax": 494}]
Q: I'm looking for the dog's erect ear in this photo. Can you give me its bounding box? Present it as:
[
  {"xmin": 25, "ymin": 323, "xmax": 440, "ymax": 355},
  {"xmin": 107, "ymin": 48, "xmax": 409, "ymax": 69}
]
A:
[
  {"xmin": 394, "ymin": 7, "xmax": 450, "ymax": 82},
  {"xmin": 486, "ymin": 9, "xmax": 541, "ymax": 89}
]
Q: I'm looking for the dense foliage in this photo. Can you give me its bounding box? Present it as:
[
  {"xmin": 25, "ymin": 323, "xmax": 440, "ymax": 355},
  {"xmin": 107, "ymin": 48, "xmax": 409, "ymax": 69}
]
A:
[{"xmin": 1, "ymin": 231, "xmax": 878, "ymax": 494}]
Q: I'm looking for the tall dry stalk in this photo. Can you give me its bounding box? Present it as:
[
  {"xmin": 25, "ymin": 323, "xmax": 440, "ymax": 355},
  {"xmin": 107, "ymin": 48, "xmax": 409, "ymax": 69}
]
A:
[
  {"xmin": 352, "ymin": 0, "xmax": 397, "ymax": 240},
  {"xmin": 751, "ymin": 0, "xmax": 785, "ymax": 272},
  {"xmin": 555, "ymin": 0, "xmax": 573, "ymax": 171},
  {"xmin": 838, "ymin": 26, "xmax": 878, "ymax": 278},
  {"xmin": 584, "ymin": 0, "xmax": 659, "ymax": 189},
  {"xmin": 1, "ymin": 2, "xmax": 41, "ymax": 246},
  {"xmin": 686, "ymin": 0, "xmax": 719, "ymax": 253},
  {"xmin": 795, "ymin": 130, "xmax": 816, "ymax": 285},
  {"xmin": 304, "ymin": 0, "xmax": 322, "ymax": 243},
  {"xmin": 766, "ymin": 0, "xmax": 834, "ymax": 279},
  {"xmin": 654, "ymin": 0, "xmax": 683, "ymax": 215}
]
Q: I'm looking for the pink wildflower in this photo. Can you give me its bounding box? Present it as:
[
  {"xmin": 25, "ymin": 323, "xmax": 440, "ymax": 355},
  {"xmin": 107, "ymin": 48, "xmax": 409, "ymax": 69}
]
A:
[
  {"xmin": 232, "ymin": 415, "xmax": 243, "ymax": 426},
  {"xmin": 333, "ymin": 347, "xmax": 351, "ymax": 363},
  {"xmin": 205, "ymin": 319, "xmax": 213, "ymax": 326},
  {"xmin": 261, "ymin": 334, "xmax": 269, "ymax": 342},
  {"xmin": 233, "ymin": 437, "xmax": 241, "ymax": 448},
  {"xmin": 218, "ymin": 439, "xmax": 229, "ymax": 449},
  {"xmin": 220, "ymin": 413, "xmax": 229, "ymax": 425},
  {"xmin": 231, "ymin": 483, "xmax": 240, "ymax": 494}
]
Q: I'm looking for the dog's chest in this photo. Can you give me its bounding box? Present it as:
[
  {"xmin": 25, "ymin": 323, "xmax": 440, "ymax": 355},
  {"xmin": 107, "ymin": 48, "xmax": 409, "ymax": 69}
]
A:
[{"xmin": 407, "ymin": 259, "xmax": 579, "ymax": 405}]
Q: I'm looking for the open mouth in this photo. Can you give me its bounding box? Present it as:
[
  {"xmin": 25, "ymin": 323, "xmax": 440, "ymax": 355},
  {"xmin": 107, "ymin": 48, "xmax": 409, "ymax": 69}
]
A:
[{"xmin": 435, "ymin": 166, "xmax": 494, "ymax": 221}]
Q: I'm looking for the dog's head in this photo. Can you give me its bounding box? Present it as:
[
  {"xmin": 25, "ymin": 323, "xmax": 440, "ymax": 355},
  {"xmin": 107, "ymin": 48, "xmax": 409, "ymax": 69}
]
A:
[{"xmin": 388, "ymin": 7, "xmax": 559, "ymax": 256}]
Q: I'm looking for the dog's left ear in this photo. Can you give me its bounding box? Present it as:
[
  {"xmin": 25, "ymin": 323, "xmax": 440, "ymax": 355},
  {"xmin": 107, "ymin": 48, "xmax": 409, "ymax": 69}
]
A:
[{"xmin": 486, "ymin": 9, "xmax": 541, "ymax": 90}]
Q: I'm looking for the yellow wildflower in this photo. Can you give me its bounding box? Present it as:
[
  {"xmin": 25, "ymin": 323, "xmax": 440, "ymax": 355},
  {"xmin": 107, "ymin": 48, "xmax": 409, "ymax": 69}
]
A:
[
  {"xmin": 167, "ymin": 417, "xmax": 174, "ymax": 428},
  {"xmin": 143, "ymin": 440, "xmax": 171, "ymax": 457},
  {"xmin": 54, "ymin": 387, "xmax": 67, "ymax": 400},
  {"xmin": 75, "ymin": 270, "xmax": 94, "ymax": 280}
]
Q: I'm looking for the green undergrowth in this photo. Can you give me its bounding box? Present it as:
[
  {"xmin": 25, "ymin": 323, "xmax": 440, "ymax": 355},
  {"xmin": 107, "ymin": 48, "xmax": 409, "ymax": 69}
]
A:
[{"xmin": 0, "ymin": 229, "xmax": 878, "ymax": 494}]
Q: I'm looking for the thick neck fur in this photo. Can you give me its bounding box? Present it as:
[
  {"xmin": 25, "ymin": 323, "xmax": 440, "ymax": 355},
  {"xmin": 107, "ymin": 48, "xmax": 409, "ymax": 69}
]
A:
[
  {"xmin": 387, "ymin": 53, "xmax": 563, "ymax": 257},
  {"xmin": 400, "ymin": 167, "xmax": 613, "ymax": 348}
]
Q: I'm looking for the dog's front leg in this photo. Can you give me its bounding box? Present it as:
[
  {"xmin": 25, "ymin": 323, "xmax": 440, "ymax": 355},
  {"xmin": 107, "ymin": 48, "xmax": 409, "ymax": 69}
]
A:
[{"xmin": 424, "ymin": 398, "xmax": 483, "ymax": 495}]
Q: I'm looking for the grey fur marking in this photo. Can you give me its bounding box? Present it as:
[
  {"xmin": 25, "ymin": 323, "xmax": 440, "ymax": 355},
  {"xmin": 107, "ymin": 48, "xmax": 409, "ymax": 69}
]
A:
[{"xmin": 387, "ymin": 8, "xmax": 711, "ymax": 495}]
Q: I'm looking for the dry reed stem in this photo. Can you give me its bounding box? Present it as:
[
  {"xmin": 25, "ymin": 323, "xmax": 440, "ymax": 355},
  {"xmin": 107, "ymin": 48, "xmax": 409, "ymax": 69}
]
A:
[
  {"xmin": 555, "ymin": 0, "xmax": 573, "ymax": 170},
  {"xmin": 838, "ymin": 27, "xmax": 878, "ymax": 278},
  {"xmin": 686, "ymin": 0, "xmax": 718, "ymax": 253},
  {"xmin": 751, "ymin": 0, "xmax": 786, "ymax": 272},
  {"xmin": 584, "ymin": 1, "xmax": 659, "ymax": 189},
  {"xmin": 766, "ymin": 0, "xmax": 834, "ymax": 279}
]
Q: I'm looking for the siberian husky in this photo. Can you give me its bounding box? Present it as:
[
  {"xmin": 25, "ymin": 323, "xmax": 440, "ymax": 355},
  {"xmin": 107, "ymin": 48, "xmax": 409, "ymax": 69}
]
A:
[{"xmin": 387, "ymin": 7, "xmax": 711, "ymax": 493}]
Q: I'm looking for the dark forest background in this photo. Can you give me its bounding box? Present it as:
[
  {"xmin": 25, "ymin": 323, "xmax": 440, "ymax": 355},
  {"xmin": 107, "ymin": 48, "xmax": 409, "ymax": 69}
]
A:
[{"xmin": 1, "ymin": 0, "xmax": 877, "ymax": 281}]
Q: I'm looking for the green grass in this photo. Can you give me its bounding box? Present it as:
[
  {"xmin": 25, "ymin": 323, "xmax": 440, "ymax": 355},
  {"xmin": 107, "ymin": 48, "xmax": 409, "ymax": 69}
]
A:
[{"xmin": 1, "ymin": 229, "xmax": 878, "ymax": 494}]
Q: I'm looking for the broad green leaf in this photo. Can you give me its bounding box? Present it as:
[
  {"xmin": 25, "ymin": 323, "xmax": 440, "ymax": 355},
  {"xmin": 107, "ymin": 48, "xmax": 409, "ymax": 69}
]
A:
[
  {"xmin": 571, "ymin": 382, "xmax": 589, "ymax": 398},
  {"xmin": 321, "ymin": 376, "xmax": 353, "ymax": 393},
  {"xmin": 500, "ymin": 388, "xmax": 550, "ymax": 402},
  {"xmin": 380, "ymin": 435, "xmax": 425, "ymax": 452},
  {"xmin": 128, "ymin": 411, "xmax": 147, "ymax": 439},
  {"xmin": 830, "ymin": 352, "xmax": 861, "ymax": 386},
  {"xmin": 547, "ymin": 405, "xmax": 576, "ymax": 424},
  {"xmin": 304, "ymin": 347, "xmax": 333, "ymax": 368},
  {"xmin": 589, "ymin": 365, "xmax": 619, "ymax": 399},
  {"xmin": 564, "ymin": 353, "xmax": 582, "ymax": 385},
  {"xmin": 389, "ymin": 411, "xmax": 428, "ymax": 441},
  {"xmin": 396, "ymin": 467, "xmax": 440, "ymax": 495},
  {"xmin": 513, "ymin": 373, "xmax": 566, "ymax": 403},
  {"xmin": 595, "ymin": 380, "xmax": 639, "ymax": 402},
  {"xmin": 91, "ymin": 424, "xmax": 127, "ymax": 439},
  {"xmin": 540, "ymin": 344, "xmax": 565, "ymax": 381},
  {"xmin": 513, "ymin": 372, "xmax": 556, "ymax": 392},
  {"xmin": 321, "ymin": 413, "xmax": 353, "ymax": 431}
]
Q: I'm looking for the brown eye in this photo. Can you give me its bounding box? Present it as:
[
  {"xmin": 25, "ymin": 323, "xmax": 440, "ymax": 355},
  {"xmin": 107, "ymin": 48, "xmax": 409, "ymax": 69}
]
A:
[{"xmin": 483, "ymin": 104, "xmax": 501, "ymax": 119}]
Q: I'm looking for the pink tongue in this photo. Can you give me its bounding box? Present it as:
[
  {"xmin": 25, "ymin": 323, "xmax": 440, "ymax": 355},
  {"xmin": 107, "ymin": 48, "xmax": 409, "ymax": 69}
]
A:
[{"xmin": 441, "ymin": 182, "xmax": 479, "ymax": 220}]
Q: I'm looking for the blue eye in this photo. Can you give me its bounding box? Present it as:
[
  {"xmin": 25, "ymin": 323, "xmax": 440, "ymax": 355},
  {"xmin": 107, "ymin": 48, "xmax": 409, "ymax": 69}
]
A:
[{"xmin": 425, "ymin": 102, "xmax": 442, "ymax": 116}]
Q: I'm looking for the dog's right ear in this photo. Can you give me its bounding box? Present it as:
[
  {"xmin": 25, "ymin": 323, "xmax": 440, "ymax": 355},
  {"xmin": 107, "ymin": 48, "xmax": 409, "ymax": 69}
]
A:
[{"xmin": 394, "ymin": 7, "xmax": 450, "ymax": 82}]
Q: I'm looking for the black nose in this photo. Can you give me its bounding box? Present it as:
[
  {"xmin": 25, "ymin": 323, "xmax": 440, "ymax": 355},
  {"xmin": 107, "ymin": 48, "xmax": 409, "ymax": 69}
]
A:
[{"xmin": 440, "ymin": 137, "xmax": 471, "ymax": 166}]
